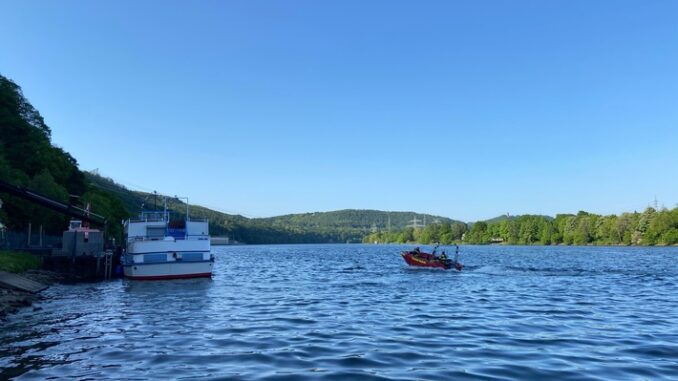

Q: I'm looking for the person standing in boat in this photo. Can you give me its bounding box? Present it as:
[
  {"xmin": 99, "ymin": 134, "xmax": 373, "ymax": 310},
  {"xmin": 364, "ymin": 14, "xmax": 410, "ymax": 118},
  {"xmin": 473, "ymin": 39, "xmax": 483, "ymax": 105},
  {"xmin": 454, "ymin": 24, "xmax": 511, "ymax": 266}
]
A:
[
  {"xmin": 439, "ymin": 251, "xmax": 448, "ymax": 261},
  {"xmin": 431, "ymin": 243, "xmax": 440, "ymax": 259}
]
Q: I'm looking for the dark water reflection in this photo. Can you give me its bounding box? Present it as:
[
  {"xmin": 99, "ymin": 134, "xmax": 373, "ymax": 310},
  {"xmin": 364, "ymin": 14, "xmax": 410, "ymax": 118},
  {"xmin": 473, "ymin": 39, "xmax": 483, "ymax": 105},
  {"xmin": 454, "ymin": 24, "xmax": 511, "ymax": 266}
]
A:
[{"xmin": 2, "ymin": 245, "xmax": 678, "ymax": 380}]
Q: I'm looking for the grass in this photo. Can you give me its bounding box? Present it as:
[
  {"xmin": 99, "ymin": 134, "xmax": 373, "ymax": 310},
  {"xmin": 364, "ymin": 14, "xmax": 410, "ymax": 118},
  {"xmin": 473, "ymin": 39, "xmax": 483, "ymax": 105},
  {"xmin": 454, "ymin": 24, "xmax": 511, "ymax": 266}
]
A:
[{"xmin": 0, "ymin": 250, "xmax": 41, "ymax": 273}]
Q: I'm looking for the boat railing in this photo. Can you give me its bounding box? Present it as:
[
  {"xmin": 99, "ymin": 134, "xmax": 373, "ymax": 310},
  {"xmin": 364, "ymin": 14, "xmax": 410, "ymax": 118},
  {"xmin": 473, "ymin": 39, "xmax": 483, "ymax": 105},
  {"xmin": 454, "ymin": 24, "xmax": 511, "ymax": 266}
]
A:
[
  {"xmin": 186, "ymin": 235, "xmax": 210, "ymax": 240},
  {"xmin": 127, "ymin": 210, "xmax": 170, "ymax": 223},
  {"xmin": 128, "ymin": 218, "xmax": 166, "ymax": 223},
  {"xmin": 127, "ymin": 217, "xmax": 209, "ymax": 223},
  {"xmin": 127, "ymin": 234, "xmax": 210, "ymax": 242}
]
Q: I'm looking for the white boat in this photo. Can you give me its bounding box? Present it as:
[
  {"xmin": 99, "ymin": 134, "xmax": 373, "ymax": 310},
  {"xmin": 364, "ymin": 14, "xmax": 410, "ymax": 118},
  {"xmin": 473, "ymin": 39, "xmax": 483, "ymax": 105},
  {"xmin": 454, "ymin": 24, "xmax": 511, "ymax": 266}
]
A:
[{"xmin": 123, "ymin": 201, "xmax": 213, "ymax": 280}]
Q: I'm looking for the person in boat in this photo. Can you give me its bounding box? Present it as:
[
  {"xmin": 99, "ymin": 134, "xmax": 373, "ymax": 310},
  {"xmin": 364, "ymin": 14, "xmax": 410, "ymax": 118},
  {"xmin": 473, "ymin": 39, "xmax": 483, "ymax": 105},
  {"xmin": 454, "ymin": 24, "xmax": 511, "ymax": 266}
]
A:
[
  {"xmin": 413, "ymin": 247, "xmax": 421, "ymax": 254},
  {"xmin": 439, "ymin": 251, "xmax": 448, "ymax": 261}
]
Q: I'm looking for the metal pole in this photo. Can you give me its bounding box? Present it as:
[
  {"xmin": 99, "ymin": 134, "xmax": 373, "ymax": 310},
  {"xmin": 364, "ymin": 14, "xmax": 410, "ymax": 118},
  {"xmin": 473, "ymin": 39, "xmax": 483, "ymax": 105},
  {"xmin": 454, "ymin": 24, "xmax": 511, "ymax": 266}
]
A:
[{"xmin": 175, "ymin": 196, "xmax": 189, "ymax": 221}]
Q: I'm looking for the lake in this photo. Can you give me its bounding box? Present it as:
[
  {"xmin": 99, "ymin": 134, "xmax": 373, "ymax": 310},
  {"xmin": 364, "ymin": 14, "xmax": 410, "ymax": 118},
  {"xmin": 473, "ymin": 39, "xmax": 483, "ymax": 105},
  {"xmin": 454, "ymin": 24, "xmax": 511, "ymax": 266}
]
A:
[{"xmin": 2, "ymin": 244, "xmax": 678, "ymax": 380}]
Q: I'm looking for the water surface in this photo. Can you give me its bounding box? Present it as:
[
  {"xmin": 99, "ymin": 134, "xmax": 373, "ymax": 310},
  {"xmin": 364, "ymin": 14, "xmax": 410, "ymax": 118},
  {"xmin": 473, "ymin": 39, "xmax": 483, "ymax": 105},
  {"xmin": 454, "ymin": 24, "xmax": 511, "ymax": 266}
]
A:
[{"xmin": 2, "ymin": 245, "xmax": 678, "ymax": 380}]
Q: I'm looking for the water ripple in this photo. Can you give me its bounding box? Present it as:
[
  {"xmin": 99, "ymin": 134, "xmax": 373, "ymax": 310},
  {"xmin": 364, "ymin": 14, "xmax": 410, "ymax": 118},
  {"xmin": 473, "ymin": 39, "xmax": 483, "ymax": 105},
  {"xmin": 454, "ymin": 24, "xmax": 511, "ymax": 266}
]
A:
[{"xmin": 2, "ymin": 244, "xmax": 678, "ymax": 380}]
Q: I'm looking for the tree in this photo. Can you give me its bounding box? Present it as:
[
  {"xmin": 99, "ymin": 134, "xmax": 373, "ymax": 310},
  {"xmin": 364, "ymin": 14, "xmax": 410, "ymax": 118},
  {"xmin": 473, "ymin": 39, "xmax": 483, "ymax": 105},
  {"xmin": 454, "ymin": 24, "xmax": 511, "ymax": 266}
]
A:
[{"xmin": 0, "ymin": 74, "xmax": 86, "ymax": 233}]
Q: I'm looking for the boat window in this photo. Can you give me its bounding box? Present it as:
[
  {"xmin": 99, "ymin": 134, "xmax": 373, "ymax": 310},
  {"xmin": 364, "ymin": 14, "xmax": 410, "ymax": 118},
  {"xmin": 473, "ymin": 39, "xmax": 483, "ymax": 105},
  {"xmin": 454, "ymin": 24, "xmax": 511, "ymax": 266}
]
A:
[{"xmin": 147, "ymin": 226, "xmax": 165, "ymax": 238}]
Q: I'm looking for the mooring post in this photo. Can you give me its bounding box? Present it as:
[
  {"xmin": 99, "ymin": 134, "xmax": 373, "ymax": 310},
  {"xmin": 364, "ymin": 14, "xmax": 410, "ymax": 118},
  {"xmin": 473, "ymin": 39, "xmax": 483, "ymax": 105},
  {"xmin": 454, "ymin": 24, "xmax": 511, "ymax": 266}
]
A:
[{"xmin": 106, "ymin": 250, "xmax": 113, "ymax": 280}]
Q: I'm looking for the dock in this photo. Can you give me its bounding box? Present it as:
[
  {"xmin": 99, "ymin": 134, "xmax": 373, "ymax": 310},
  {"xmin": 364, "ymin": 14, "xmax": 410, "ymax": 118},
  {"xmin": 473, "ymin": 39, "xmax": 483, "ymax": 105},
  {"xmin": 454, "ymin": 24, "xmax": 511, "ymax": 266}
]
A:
[{"xmin": 0, "ymin": 271, "xmax": 47, "ymax": 293}]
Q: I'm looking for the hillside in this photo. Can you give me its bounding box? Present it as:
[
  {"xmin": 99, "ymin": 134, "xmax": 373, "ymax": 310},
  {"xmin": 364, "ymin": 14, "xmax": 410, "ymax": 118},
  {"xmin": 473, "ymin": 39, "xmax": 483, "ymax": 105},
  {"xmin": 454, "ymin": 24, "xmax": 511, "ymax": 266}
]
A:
[
  {"xmin": 483, "ymin": 214, "xmax": 515, "ymax": 224},
  {"xmin": 0, "ymin": 75, "xmax": 136, "ymax": 239},
  {"xmin": 85, "ymin": 172, "xmax": 458, "ymax": 244},
  {"xmin": 0, "ymin": 73, "xmax": 464, "ymax": 245},
  {"xmin": 259, "ymin": 210, "xmax": 458, "ymax": 230}
]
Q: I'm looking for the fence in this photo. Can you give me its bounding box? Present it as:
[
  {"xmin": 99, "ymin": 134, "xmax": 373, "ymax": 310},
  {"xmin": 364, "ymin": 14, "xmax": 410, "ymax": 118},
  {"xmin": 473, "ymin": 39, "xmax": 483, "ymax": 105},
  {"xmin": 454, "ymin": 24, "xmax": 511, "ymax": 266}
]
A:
[{"xmin": 0, "ymin": 230, "xmax": 62, "ymax": 251}]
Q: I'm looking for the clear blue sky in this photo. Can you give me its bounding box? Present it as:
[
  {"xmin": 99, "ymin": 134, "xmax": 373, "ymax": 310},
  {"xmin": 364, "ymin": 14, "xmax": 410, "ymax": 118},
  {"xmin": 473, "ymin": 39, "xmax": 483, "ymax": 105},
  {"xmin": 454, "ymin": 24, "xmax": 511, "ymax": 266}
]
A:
[{"xmin": 2, "ymin": 0, "xmax": 677, "ymax": 221}]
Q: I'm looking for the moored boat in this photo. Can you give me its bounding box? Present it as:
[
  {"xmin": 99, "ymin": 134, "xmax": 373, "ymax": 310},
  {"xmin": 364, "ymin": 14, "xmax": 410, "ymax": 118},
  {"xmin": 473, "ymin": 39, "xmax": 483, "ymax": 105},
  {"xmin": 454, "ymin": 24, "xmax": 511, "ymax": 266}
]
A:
[
  {"xmin": 401, "ymin": 245, "xmax": 463, "ymax": 271},
  {"xmin": 123, "ymin": 199, "xmax": 213, "ymax": 280}
]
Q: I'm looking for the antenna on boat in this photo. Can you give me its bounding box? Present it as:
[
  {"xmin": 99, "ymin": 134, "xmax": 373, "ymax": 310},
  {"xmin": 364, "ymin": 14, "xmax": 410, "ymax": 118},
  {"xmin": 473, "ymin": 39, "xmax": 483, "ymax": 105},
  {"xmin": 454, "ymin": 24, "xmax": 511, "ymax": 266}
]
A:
[{"xmin": 163, "ymin": 196, "xmax": 168, "ymax": 222}]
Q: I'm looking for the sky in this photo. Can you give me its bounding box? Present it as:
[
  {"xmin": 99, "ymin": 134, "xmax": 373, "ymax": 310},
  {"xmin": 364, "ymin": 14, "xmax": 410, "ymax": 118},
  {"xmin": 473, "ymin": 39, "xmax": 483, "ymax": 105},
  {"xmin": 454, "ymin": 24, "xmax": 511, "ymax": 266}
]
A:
[{"xmin": 1, "ymin": 0, "xmax": 677, "ymax": 221}]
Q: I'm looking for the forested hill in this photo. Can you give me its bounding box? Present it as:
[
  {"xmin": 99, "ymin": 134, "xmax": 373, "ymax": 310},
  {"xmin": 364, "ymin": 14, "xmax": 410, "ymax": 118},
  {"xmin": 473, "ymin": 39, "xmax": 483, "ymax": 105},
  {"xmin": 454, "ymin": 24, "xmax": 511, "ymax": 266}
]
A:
[
  {"xmin": 249, "ymin": 210, "xmax": 458, "ymax": 244},
  {"xmin": 482, "ymin": 215, "xmax": 515, "ymax": 225},
  {"xmin": 0, "ymin": 72, "xmax": 459, "ymax": 245},
  {"xmin": 480, "ymin": 214, "xmax": 552, "ymax": 225},
  {"xmin": 0, "ymin": 74, "xmax": 130, "ymax": 238},
  {"xmin": 88, "ymin": 170, "xmax": 459, "ymax": 243},
  {"xmin": 257, "ymin": 210, "xmax": 458, "ymax": 232},
  {"xmin": 366, "ymin": 210, "xmax": 678, "ymax": 246},
  {"xmin": 85, "ymin": 173, "xmax": 458, "ymax": 244},
  {"xmin": 15, "ymin": 72, "xmax": 676, "ymax": 248}
]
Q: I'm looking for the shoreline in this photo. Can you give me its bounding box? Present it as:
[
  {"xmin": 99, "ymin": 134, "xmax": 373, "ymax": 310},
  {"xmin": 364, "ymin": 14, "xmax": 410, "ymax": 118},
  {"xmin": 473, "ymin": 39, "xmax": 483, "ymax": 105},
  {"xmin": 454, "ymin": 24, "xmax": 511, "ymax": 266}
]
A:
[
  {"xmin": 365, "ymin": 242, "xmax": 678, "ymax": 247},
  {"xmin": 0, "ymin": 270, "xmax": 64, "ymax": 320}
]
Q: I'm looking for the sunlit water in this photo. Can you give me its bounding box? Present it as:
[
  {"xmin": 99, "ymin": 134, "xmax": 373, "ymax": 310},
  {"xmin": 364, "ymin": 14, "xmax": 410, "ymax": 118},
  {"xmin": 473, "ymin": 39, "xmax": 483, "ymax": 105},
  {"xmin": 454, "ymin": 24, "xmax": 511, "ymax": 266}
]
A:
[{"xmin": 2, "ymin": 245, "xmax": 678, "ymax": 380}]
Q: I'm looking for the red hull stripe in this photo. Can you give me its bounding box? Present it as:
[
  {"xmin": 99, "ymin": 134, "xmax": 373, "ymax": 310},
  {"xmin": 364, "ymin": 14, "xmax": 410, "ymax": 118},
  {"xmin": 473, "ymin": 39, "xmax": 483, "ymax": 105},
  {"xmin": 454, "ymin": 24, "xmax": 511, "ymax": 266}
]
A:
[
  {"xmin": 401, "ymin": 252, "xmax": 453, "ymax": 269},
  {"xmin": 126, "ymin": 272, "xmax": 212, "ymax": 280}
]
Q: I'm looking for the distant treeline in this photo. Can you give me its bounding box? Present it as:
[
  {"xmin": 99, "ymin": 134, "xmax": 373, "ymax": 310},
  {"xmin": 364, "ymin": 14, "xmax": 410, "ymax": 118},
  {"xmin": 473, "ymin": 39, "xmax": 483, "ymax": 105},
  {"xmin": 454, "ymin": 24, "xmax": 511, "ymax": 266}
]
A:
[
  {"xmin": 363, "ymin": 209, "xmax": 678, "ymax": 246},
  {"xmin": 4, "ymin": 73, "xmax": 677, "ymax": 247},
  {"xmin": 363, "ymin": 222, "xmax": 469, "ymax": 245},
  {"xmin": 85, "ymin": 172, "xmax": 459, "ymax": 244}
]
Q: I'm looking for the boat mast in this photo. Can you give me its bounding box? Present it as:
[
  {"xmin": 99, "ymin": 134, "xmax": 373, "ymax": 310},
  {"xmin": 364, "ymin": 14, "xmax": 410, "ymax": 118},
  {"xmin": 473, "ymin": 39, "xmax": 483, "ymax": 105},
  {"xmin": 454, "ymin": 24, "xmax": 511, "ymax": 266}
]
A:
[{"xmin": 163, "ymin": 197, "xmax": 168, "ymax": 222}]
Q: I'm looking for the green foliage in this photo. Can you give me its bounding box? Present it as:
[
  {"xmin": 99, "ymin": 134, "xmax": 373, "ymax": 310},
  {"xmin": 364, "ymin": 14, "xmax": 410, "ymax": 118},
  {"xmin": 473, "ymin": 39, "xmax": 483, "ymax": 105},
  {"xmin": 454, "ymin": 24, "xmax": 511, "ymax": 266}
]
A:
[
  {"xmin": 366, "ymin": 207, "xmax": 678, "ymax": 247},
  {"xmin": 363, "ymin": 222, "xmax": 467, "ymax": 245},
  {"xmin": 81, "ymin": 186, "xmax": 130, "ymax": 240},
  {"xmin": 86, "ymin": 172, "xmax": 461, "ymax": 244},
  {"xmin": 3, "ymin": 74, "xmax": 677, "ymax": 247},
  {"xmin": 0, "ymin": 74, "xmax": 85, "ymax": 234},
  {"xmin": 0, "ymin": 250, "xmax": 41, "ymax": 273},
  {"xmin": 0, "ymin": 74, "xmax": 132, "ymax": 239}
]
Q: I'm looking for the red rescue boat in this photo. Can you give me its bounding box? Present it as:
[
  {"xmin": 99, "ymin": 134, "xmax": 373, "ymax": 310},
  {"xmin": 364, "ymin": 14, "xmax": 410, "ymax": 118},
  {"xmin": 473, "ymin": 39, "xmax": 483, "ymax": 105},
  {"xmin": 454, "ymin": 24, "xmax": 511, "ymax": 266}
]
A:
[{"xmin": 401, "ymin": 245, "xmax": 463, "ymax": 271}]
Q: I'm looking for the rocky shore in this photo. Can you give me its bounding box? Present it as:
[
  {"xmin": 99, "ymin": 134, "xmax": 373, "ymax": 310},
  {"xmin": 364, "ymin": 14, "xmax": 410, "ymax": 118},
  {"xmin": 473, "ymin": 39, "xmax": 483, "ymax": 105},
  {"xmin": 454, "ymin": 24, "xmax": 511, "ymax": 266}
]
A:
[{"xmin": 0, "ymin": 270, "xmax": 66, "ymax": 319}]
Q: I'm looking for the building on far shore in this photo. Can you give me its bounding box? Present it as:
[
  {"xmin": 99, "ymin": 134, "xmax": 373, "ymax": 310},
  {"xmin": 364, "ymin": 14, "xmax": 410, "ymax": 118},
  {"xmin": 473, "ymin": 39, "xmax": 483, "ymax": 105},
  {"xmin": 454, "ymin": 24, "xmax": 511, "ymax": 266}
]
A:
[{"xmin": 211, "ymin": 236, "xmax": 231, "ymax": 245}]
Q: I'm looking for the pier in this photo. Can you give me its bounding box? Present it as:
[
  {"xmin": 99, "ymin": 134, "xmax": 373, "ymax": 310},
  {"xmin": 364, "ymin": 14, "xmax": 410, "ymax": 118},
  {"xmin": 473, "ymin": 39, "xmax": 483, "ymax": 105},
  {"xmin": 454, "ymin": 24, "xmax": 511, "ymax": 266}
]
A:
[{"xmin": 1, "ymin": 179, "xmax": 117, "ymax": 281}]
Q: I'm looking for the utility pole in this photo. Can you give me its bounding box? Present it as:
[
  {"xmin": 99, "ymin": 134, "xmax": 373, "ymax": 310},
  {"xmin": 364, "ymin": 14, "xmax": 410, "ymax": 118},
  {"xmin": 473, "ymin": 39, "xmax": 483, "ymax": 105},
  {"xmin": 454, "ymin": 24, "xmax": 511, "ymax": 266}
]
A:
[{"xmin": 407, "ymin": 215, "xmax": 423, "ymax": 229}]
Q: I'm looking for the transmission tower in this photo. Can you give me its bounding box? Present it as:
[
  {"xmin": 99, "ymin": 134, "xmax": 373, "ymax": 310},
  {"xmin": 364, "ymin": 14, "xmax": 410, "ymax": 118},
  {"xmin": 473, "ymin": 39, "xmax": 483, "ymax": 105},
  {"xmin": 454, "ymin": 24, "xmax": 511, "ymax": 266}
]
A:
[{"xmin": 407, "ymin": 215, "xmax": 423, "ymax": 229}]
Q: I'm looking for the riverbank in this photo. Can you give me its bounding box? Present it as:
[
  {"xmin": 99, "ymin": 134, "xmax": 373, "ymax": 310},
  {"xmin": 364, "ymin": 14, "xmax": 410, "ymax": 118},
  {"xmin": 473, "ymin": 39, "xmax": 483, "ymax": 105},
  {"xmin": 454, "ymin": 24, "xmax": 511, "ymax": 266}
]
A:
[
  {"xmin": 0, "ymin": 269, "xmax": 65, "ymax": 319},
  {"xmin": 0, "ymin": 250, "xmax": 41, "ymax": 273}
]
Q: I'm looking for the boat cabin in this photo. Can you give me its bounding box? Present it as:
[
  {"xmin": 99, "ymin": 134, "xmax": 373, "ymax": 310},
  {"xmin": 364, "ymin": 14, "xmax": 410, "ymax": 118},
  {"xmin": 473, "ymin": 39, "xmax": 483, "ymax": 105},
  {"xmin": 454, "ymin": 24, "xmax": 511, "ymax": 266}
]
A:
[
  {"xmin": 53, "ymin": 220, "xmax": 104, "ymax": 257},
  {"xmin": 124, "ymin": 211, "xmax": 209, "ymax": 243}
]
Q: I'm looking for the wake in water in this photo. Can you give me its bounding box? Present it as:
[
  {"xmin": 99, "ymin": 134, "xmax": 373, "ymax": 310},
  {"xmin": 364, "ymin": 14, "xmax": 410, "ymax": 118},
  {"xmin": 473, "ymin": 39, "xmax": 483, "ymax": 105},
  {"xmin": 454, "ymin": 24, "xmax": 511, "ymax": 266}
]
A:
[{"xmin": 467, "ymin": 264, "xmax": 648, "ymax": 277}]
